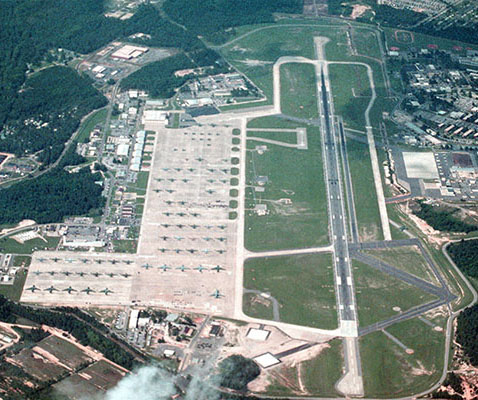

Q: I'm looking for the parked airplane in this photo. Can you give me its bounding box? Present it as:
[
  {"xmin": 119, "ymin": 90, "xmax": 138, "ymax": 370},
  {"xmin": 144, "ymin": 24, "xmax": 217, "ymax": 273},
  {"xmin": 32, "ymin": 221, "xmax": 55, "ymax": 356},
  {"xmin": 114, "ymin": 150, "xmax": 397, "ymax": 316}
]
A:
[
  {"xmin": 141, "ymin": 263, "xmax": 154, "ymax": 270},
  {"xmin": 176, "ymin": 265, "xmax": 190, "ymax": 272},
  {"xmin": 81, "ymin": 287, "xmax": 95, "ymax": 295},
  {"xmin": 44, "ymin": 286, "xmax": 59, "ymax": 294},
  {"xmin": 63, "ymin": 286, "xmax": 77, "ymax": 294},
  {"xmin": 26, "ymin": 285, "xmax": 41, "ymax": 292},
  {"xmin": 194, "ymin": 265, "xmax": 208, "ymax": 273},
  {"xmin": 158, "ymin": 265, "xmax": 171, "ymax": 272},
  {"xmin": 211, "ymin": 265, "xmax": 225, "ymax": 273},
  {"xmin": 210, "ymin": 289, "xmax": 224, "ymax": 299},
  {"xmin": 100, "ymin": 288, "xmax": 113, "ymax": 296}
]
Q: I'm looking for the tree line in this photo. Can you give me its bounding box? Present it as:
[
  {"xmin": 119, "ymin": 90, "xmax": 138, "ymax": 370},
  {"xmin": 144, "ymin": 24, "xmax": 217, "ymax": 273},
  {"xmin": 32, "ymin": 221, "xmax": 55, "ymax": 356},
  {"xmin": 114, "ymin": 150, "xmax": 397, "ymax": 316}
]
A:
[
  {"xmin": 0, "ymin": 296, "xmax": 137, "ymax": 370},
  {"xmin": 0, "ymin": 1, "xmax": 203, "ymax": 163},
  {"xmin": 448, "ymin": 239, "xmax": 478, "ymax": 278},
  {"xmin": 163, "ymin": 0, "xmax": 303, "ymax": 44},
  {"xmin": 414, "ymin": 201, "xmax": 477, "ymax": 234},
  {"xmin": 120, "ymin": 49, "xmax": 229, "ymax": 98},
  {"xmin": 0, "ymin": 167, "xmax": 104, "ymax": 225}
]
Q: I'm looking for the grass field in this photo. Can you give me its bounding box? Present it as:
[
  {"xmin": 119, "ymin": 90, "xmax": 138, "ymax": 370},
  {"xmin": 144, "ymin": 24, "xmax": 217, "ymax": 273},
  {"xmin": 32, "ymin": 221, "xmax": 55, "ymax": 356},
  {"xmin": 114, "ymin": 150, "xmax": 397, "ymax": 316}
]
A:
[
  {"xmin": 360, "ymin": 316, "xmax": 446, "ymax": 397},
  {"xmin": 112, "ymin": 239, "xmax": 137, "ymax": 253},
  {"xmin": 0, "ymin": 235, "xmax": 60, "ymax": 254},
  {"xmin": 247, "ymin": 131, "xmax": 298, "ymax": 144},
  {"xmin": 247, "ymin": 116, "xmax": 305, "ymax": 130},
  {"xmin": 280, "ymin": 63, "xmax": 318, "ymax": 119},
  {"xmin": 353, "ymin": 260, "xmax": 438, "ymax": 327},
  {"xmin": 136, "ymin": 171, "xmax": 150, "ymax": 190},
  {"xmin": 12, "ymin": 255, "xmax": 31, "ymax": 267},
  {"xmin": 220, "ymin": 23, "xmax": 353, "ymax": 106},
  {"xmin": 243, "ymin": 292, "xmax": 274, "ymax": 321},
  {"xmin": 265, "ymin": 339, "xmax": 343, "ymax": 397},
  {"xmin": 76, "ymin": 108, "xmax": 107, "ymax": 144},
  {"xmin": 245, "ymin": 125, "xmax": 328, "ymax": 251},
  {"xmin": 302, "ymin": 339, "xmax": 343, "ymax": 396},
  {"xmin": 0, "ymin": 268, "xmax": 27, "ymax": 301},
  {"xmin": 384, "ymin": 27, "xmax": 478, "ymax": 53},
  {"xmin": 386, "ymin": 203, "xmax": 475, "ymax": 312},
  {"xmin": 364, "ymin": 246, "xmax": 439, "ymax": 285},
  {"xmin": 352, "ymin": 28, "xmax": 381, "ymax": 60},
  {"xmin": 345, "ymin": 138, "xmax": 383, "ymax": 242},
  {"xmin": 329, "ymin": 63, "xmax": 370, "ymax": 131},
  {"xmin": 243, "ymin": 253, "xmax": 337, "ymax": 329}
]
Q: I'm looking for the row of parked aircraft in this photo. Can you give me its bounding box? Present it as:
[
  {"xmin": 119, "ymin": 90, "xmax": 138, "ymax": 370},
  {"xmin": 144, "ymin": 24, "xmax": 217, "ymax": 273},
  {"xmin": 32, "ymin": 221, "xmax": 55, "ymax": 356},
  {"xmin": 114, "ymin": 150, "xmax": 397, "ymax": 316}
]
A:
[
  {"xmin": 159, "ymin": 236, "xmax": 226, "ymax": 242},
  {"xmin": 38, "ymin": 257, "xmax": 133, "ymax": 265},
  {"xmin": 141, "ymin": 264, "xmax": 225, "ymax": 273},
  {"xmin": 26, "ymin": 285, "xmax": 224, "ymax": 299},
  {"xmin": 154, "ymin": 189, "xmax": 220, "ymax": 195},
  {"xmin": 30, "ymin": 270, "xmax": 132, "ymax": 278},
  {"xmin": 157, "ymin": 248, "xmax": 225, "ymax": 255},
  {"xmin": 157, "ymin": 224, "xmax": 226, "ymax": 230},
  {"xmin": 26, "ymin": 285, "xmax": 113, "ymax": 295}
]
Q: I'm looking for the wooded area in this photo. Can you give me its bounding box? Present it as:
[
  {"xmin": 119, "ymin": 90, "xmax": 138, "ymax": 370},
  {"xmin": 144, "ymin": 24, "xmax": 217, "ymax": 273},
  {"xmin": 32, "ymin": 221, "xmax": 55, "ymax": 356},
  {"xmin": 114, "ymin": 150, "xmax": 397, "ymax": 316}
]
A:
[
  {"xmin": 1, "ymin": 66, "xmax": 106, "ymax": 165},
  {"xmin": 457, "ymin": 304, "xmax": 478, "ymax": 366},
  {"xmin": 0, "ymin": 296, "xmax": 136, "ymax": 369},
  {"xmin": 163, "ymin": 0, "xmax": 303, "ymax": 43},
  {"xmin": 0, "ymin": 167, "xmax": 104, "ymax": 224},
  {"xmin": 120, "ymin": 49, "xmax": 227, "ymax": 98},
  {"xmin": 414, "ymin": 202, "xmax": 477, "ymax": 233},
  {"xmin": 448, "ymin": 239, "xmax": 478, "ymax": 278},
  {"xmin": 0, "ymin": 1, "xmax": 201, "ymax": 163}
]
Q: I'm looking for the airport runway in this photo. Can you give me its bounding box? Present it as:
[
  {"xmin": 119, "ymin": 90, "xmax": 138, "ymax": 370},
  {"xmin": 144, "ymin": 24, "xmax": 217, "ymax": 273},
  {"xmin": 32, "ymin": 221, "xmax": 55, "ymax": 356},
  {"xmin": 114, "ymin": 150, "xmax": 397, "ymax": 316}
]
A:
[{"xmin": 318, "ymin": 65, "xmax": 357, "ymax": 328}]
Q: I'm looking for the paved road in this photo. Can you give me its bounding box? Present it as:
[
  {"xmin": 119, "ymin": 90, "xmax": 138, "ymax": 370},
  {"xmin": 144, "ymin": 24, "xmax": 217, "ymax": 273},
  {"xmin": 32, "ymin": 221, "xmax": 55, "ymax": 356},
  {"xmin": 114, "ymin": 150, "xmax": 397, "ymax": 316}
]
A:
[
  {"xmin": 330, "ymin": 61, "xmax": 392, "ymax": 240},
  {"xmin": 359, "ymin": 298, "xmax": 449, "ymax": 336},
  {"xmin": 337, "ymin": 119, "xmax": 359, "ymax": 243},
  {"xmin": 349, "ymin": 238, "xmax": 418, "ymax": 250},
  {"xmin": 244, "ymin": 244, "xmax": 333, "ymax": 260},
  {"xmin": 352, "ymin": 251, "xmax": 452, "ymax": 299}
]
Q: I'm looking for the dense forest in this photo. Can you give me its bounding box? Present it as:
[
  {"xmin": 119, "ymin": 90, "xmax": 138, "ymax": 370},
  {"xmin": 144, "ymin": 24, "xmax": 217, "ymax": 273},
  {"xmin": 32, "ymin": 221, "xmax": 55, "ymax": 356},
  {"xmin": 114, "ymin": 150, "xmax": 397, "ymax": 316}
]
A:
[
  {"xmin": 448, "ymin": 239, "xmax": 478, "ymax": 278},
  {"xmin": 218, "ymin": 355, "xmax": 261, "ymax": 391},
  {"xmin": 457, "ymin": 304, "xmax": 478, "ymax": 366},
  {"xmin": 0, "ymin": 167, "xmax": 104, "ymax": 224},
  {"xmin": 0, "ymin": 296, "xmax": 136, "ymax": 369},
  {"xmin": 414, "ymin": 202, "xmax": 477, "ymax": 233},
  {"xmin": 0, "ymin": 1, "xmax": 202, "ymax": 163},
  {"xmin": 163, "ymin": 0, "xmax": 303, "ymax": 43},
  {"xmin": 120, "ymin": 49, "xmax": 228, "ymax": 98},
  {"xmin": 1, "ymin": 67, "xmax": 106, "ymax": 165}
]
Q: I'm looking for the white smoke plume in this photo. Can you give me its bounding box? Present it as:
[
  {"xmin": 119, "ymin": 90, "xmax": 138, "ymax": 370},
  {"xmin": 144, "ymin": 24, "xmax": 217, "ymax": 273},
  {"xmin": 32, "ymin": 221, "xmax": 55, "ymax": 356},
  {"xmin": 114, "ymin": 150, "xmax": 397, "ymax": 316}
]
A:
[
  {"xmin": 103, "ymin": 365, "xmax": 178, "ymax": 400},
  {"xmin": 99, "ymin": 363, "xmax": 222, "ymax": 400}
]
